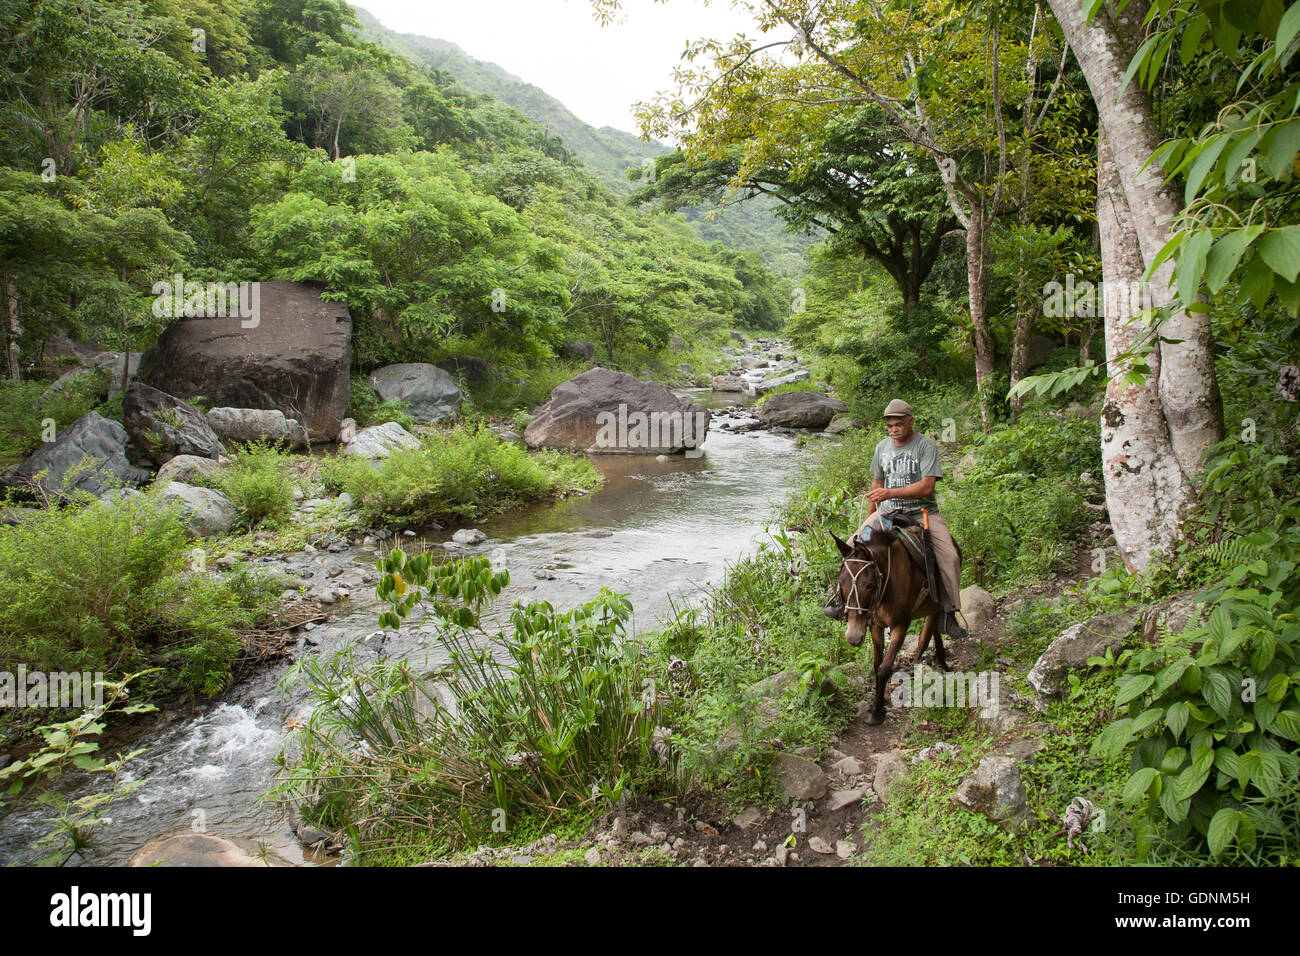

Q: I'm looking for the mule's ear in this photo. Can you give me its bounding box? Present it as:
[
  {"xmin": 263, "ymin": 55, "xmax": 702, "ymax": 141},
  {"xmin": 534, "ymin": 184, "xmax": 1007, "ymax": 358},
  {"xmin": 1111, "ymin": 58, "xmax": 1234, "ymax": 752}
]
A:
[{"xmin": 831, "ymin": 532, "xmax": 853, "ymax": 558}]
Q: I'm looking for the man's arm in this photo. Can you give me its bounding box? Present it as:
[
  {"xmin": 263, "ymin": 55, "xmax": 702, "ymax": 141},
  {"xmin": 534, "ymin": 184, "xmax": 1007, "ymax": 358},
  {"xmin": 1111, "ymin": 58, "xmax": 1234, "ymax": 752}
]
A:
[{"xmin": 866, "ymin": 476, "xmax": 937, "ymax": 506}]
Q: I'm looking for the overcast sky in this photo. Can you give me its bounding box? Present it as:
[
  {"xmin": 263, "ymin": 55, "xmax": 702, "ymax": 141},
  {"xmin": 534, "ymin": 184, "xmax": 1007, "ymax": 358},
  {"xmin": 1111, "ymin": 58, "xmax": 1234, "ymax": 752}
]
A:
[{"xmin": 351, "ymin": 1, "xmax": 762, "ymax": 133}]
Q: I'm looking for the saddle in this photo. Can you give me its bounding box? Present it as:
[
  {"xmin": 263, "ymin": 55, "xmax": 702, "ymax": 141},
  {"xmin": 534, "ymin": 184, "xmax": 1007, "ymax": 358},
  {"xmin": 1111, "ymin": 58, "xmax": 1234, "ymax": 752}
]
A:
[{"xmin": 856, "ymin": 512, "xmax": 928, "ymax": 570}]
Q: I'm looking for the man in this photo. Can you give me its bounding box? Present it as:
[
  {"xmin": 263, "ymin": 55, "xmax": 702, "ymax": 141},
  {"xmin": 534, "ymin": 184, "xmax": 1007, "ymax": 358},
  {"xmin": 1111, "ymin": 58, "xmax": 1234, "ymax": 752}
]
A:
[{"xmin": 825, "ymin": 399, "xmax": 968, "ymax": 640}]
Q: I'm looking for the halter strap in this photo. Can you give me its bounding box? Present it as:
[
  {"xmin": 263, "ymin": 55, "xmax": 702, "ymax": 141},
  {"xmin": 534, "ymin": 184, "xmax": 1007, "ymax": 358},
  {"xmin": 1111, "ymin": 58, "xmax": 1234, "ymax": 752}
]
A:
[{"xmin": 841, "ymin": 545, "xmax": 892, "ymax": 619}]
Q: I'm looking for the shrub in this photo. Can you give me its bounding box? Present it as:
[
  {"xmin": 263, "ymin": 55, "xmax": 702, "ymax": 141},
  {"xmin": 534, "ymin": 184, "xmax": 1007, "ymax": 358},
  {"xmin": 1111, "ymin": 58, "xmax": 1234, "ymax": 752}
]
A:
[
  {"xmin": 205, "ymin": 440, "xmax": 295, "ymax": 530},
  {"xmin": 0, "ymin": 368, "xmax": 114, "ymax": 466},
  {"xmin": 319, "ymin": 425, "xmax": 600, "ymax": 526},
  {"xmin": 273, "ymin": 555, "xmax": 657, "ymax": 860},
  {"xmin": 346, "ymin": 375, "xmax": 417, "ymax": 430},
  {"xmin": 0, "ymin": 491, "xmax": 282, "ymax": 698}
]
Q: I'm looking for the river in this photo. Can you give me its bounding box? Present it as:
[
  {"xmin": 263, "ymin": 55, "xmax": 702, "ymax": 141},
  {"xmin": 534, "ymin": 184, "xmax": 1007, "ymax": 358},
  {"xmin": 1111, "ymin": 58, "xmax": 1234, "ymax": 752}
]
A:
[{"xmin": 0, "ymin": 370, "xmax": 813, "ymax": 866}]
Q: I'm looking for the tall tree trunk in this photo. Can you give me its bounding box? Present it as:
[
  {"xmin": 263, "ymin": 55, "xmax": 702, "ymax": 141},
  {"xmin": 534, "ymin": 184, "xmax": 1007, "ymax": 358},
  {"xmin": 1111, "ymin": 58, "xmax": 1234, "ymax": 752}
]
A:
[
  {"xmin": 1048, "ymin": 0, "xmax": 1223, "ymax": 482},
  {"xmin": 5, "ymin": 274, "xmax": 20, "ymax": 382},
  {"xmin": 1096, "ymin": 129, "xmax": 1195, "ymax": 570},
  {"xmin": 965, "ymin": 208, "xmax": 995, "ymax": 430}
]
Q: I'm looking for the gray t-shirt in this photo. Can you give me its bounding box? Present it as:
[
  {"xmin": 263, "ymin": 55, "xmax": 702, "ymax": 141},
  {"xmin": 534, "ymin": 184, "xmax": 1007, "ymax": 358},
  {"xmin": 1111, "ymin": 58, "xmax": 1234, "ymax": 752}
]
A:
[{"xmin": 871, "ymin": 432, "xmax": 942, "ymax": 516}]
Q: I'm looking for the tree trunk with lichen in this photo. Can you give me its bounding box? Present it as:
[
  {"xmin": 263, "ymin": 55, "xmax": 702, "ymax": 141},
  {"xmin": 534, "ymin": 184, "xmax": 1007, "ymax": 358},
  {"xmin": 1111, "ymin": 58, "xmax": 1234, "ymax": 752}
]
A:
[{"xmin": 1048, "ymin": 0, "xmax": 1224, "ymax": 569}]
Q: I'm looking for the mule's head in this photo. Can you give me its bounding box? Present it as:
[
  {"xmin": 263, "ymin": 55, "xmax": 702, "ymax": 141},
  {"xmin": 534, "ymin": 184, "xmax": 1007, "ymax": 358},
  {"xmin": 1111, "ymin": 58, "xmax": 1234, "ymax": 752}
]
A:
[{"xmin": 831, "ymin": 532, "xmax": 882, "ymax": 647}]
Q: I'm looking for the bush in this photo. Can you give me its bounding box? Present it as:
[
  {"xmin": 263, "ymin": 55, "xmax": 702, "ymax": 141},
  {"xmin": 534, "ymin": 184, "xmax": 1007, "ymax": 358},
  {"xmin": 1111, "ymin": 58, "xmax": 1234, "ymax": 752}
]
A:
[
  {"xmin": 0, "ymin": 368, "xmax": 115, "ymax": 466},
  {"xmin": 205, "ymin": 441, "xmax": 295, "ymax": 530},
  {"xmin": 346, "ymin": 375, "xmax": 417, "ymax": 430},
  {"xmin": 273, "ymin": 555, "xmax": 657, "ymax": 860},
  {"xmin": 0, "ymin": 491, "xmax": 282, "ymax": 698},
  {"xmin": 319, "ymin": 425, "xmax": 601, "ymax": 526}
]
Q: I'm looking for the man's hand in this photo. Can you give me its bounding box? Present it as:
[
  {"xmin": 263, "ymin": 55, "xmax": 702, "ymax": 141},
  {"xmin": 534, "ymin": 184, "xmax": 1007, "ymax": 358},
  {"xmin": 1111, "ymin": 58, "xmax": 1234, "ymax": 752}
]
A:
[{"xmin": 866, "ymin": 487, "xmax": 892, "ymax": 505}]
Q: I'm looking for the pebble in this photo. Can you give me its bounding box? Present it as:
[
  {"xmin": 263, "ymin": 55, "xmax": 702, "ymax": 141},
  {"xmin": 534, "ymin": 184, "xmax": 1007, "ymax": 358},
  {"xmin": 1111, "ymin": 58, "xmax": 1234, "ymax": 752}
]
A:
[
  {"xmin": 584, "ymin": 848, "xmax": 601, "ymax": 865},
  {"xmin": 836, "ymin": 841, "xmax": 854, "ymax": 860},
  {"xmin": 808, "ymin": 836, "xmax": 834, "ymax": 855}
]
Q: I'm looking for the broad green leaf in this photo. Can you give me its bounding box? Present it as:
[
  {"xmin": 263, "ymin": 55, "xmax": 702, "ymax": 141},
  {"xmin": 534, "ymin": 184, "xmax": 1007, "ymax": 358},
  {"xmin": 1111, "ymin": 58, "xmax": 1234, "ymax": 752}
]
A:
[
  {"xmin": 1258, "ymin": 225, "xmax": 1300, "ymax": 282},
  {"xmin": 1123, "ymin": 767, "xmax": 1161, "ymax": 804},
  {"xmin": 1204, "ymin": 229, "xmax": 1255, "ymax": 293},
  {"xmin": 1207, "ymin": 807, "xmax": 1240, "ymax": 858}
]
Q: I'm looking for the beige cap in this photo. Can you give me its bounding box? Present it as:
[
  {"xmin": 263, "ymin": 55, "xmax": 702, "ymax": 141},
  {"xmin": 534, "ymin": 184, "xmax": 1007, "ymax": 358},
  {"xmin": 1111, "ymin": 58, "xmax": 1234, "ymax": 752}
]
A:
[{"xmin": 883, "ymin": 399, "xmax": 914, "ymax": 419}]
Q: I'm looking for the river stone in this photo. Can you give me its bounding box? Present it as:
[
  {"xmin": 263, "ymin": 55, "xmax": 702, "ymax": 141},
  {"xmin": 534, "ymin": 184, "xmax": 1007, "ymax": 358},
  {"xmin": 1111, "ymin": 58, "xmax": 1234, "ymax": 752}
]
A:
[
  {"xmin": 758, "ymin": 391, "xmax": 839, "ymax": 429},
  {"xmin": 524, "ymin": 368, "xmax": 710, "ymax": 455},
  {"xmin": 873, "ymin": 753, "xmax": 908, "ymax": 802},
  {"xmin": 130, "ymin": 834, "xmax": 265, "ymax": 867},
  {"xmin": 206, "ymin": 407, "xmax": 308, "ymax": 449},
  {"xmin": 753, "ymin": 370, "xmax": 810, "ymax": 395},
  {"xmin": 123, "ymin": 382, "xmax": 223, "ymax": 466},
  {"xmin": 157, "ymin": 482, "xmax": 237, "ymax": 537},
  {"xmin": 1027, "ymin": 608, "xmax": 1139, "ymax": 709},
  {"xmin": 10, "ymin": 411, "xmax": 150, "ymax": 500},
  {"xmin": 367, "ymin": 363, "xmax": 463, "ymax": 423},
  {"xmin": 772, "ymin": 753, "xmax": 828, "ymax": 801},
  {"xmin": 137, "ymin": 280, "xmax": 351, "ymax": 441},
  {"xmin": 344, "ymin": 421, "xmax": 421, "ymax": 458},
  {"xmin": 452, "ymin": 528, "xmax": 487, "ymax": 545},
  {"xmin": 339, "ymin": 417, "xmax": 357, "ymax": 444},
  {"xmin": 155, "ymin": 454, "xmax": 223, "ymax": 489},
  {"xmin": 711, "ymin": 374, "xmax": 748, "ymax": 392},
  {"xmin": 826, "ymin": 415, "xmax": 866, "ymax": 435},
  {"xmin": 827, "ymin": 789, "xmax": 864, "ymax": 812},
  {"xmin": 959, "ymin": 586, "xmax": 996, "ymax": 630}
]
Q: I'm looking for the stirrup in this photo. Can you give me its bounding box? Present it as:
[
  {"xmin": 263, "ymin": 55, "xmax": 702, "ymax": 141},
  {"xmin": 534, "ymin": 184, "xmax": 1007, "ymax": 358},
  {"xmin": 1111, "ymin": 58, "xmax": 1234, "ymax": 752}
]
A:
[
  {"xmin": 941, "ymin": 611, "xmax": 968, "ymax": 640},
  {"xmin": 824, "ymin": 601, "xmax": 846, "ymax": 621}
]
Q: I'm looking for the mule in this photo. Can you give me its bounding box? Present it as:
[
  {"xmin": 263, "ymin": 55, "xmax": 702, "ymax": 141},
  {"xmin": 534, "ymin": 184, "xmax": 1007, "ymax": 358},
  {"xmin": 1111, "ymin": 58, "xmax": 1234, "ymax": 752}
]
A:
[{"xmin": 830, "ymin": 526, "xmax": 948, "ymax": 725}]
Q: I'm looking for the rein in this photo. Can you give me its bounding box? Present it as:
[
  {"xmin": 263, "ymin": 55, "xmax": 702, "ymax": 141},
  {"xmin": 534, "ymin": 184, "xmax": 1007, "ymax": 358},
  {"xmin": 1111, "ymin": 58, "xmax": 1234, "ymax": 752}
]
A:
[{"xmin": 841, "ymin": 544, "xmax": 892, "ymax": 620}]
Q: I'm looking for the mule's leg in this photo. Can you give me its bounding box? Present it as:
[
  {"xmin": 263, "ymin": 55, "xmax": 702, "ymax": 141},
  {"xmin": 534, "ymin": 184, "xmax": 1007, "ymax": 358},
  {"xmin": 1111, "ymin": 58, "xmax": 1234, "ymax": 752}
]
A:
[
  {"xmin": 869, "ymin": 622, "xmax": 908, "ymax": 725},
  {"xmin": 865, "ymin": 622, "xmax": 887, "ymax": 725},
  {"xmin": 924, "ymin": 613, "xmax": 947, "ymax": 670}
]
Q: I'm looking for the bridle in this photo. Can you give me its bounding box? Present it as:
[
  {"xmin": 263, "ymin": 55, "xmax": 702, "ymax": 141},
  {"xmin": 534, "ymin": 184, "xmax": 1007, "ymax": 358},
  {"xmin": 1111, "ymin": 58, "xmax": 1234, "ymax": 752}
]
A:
[{"xmin": 840, "ymin": 544, "xmax": 892, "ymax": 620}]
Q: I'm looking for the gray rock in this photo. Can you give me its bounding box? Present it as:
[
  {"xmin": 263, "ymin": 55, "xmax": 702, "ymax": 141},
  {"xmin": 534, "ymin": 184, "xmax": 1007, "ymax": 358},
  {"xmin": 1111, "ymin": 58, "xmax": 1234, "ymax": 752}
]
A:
[
  {"xmin": 157, "ymin": 482, "xmax": 237, "ymax": 537},
  {"xmin": 129, "ymin": 834, "xmax": 265, "ymax": 867},
  {"xmin": 138, "ymin": 281, "xmax": 352, "ymax": 441},
  {"xmin": 563, "ymin": 339, "xmax": 596, "ymax": 363},
  {"xmin": 344, "ymin": 422, "xmax": 421, "ymax": 459},
  {"xmin": 711, "ymin": 374, "xmax": 748, "ymax": 392},
  {"xmin": 123, "ymin": 382, "xmax": 223, "ymax": 466},
  {"xmin": 827, "ymin": 789, "xmax": 864, "ymax": 812},
  {"xmin": 873, "ymin": 753, "xmax": 908, "ymax": 802},
  {"xmin": 959, "ymin": 585, "xmax": 996, "ymax": 631},
  {"xmin": 826, "ymin": 415, "xmax": 866, "ymax": 435},
  {"xmin": 155, "ymin": 454, "xmax": 221, "ymax": 486},
  {"xmin": 584, "ymin": 847, "xmax": 601, "ymax": 865},
  {"xmin": 808, "ymin": 836, "xmax": 834, "ymax": 855},
  {"xmin": 836, "ymin": 840, "xmax": 854, "ymax": 859},
  {"xmin": 1140, "ymin": 590, "xmax": 1208, "ymax": 641},
  {"xmin": 753, "ymin": 370, "xmax": 811, "ymax": 395},
  {"xmin": 1027, "ymin": 608, "xmax": 1139, "ymax": 708},
  {"xmin": 206, "ymin": 407, "xmax": 308, "ymax": 449},
  {"xmin": 952, "ymin": 740, "xmax": 1043, "ymax": 828},
  {"xmin": 524, "ymin": 368, "xmax": 709, "ymax": 455},
  {"xmin": 831, "ymin": 755, "xmax": 863, "ymax": 776},
  {"xmin": 758, "ymin": 391, "xmax": 839, "ymax": 429},
  {"xmin": 452, "ymin": 528, "xmax": 487, "ymax": 546},
  {"xmin": 368, "ymin": 363, "xmax": 463, "ymax": 423},
  {"xmin": 772, "ymin": 753, "xmax": 828, "ymax": 801},
  {"xmin": 10, "ymin": 412, "xmax": 150, "ymax": 500},
  {"xmin": 338, "ymin": 417, "xmax": 357, "ymax": 444},
  {"xmin": 732, "ymin": 805, "xmax": 762, "ymax": 829}
]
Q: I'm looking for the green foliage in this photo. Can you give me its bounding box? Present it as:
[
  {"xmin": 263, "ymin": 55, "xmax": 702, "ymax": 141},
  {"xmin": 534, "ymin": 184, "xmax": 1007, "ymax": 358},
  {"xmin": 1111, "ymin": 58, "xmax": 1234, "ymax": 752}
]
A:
[
  {"xmin": 205, "ymin": 440, "xmax": 296, "ymax": 530},
  {"xmin": 319, "ymin": 424, "xmax": 601, "ymax": 527},
  {"xmin": 1094, "ymin": 514, "xmax": 1300, "ymax": 863},
  {"xmin": 273, "ymin": 554, "xmax": 658, "ymax": 860},
  {"xmin": 942, "ymin": 412, "xmax": 1101, "ymax": 588},
  {"xmin": 0, "ymin": 490, "xmax": 282, "ymax": 698}
]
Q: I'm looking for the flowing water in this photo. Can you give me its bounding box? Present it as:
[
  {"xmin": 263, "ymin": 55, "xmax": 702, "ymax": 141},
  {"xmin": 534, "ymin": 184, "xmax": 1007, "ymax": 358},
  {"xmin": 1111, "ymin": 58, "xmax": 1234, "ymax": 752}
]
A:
[{"xmin": 0, "ymin": 378, "xmax": 813, "ymax": 866}]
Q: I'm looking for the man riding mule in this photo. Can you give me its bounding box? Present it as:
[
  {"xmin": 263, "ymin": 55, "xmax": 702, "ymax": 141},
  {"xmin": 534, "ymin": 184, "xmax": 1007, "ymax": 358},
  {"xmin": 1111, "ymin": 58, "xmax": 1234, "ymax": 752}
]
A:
[
  {"xmin": 823, "ymin": 399, "xmax": 970, "ymax": 722},
  {"xmin": 825, "ymin": 398, "xmax": 967, "ymax": 642}
]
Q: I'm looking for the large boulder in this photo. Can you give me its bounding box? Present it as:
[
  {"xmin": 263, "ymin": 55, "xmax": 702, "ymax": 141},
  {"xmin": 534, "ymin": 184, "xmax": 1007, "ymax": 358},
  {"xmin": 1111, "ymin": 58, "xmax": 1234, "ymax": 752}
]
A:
[
  {"xmin": 206, "ymin": 407, "xmax": 308, "ymax": 449},
  {"xmin": 367, "ymin": 363, "xmax": 463, "ymax": 424},
  {"xmin": 711, "ymin": 374, "xmax": 748, "ymax": 392},
  {"xmin": 951, "ymin": 740, "xmax": 1042, "ymax": 828},
  {"xmin": 1027, "ymin": 608, "xmax": 1139, "ymax": 709},
  {"xmin": 772, "ymin": 753, "xmax": 828, "ymax": 801},
  {"xmin": 758, "ymin": 391, "xmax": 840, "ymax": 429},
  {"xmin": 123, "ymin": 383, "xmax": 223, "ymax": 466},
  {"xmin": 137, "ymin": 280, "xmax": 351, "ymax": 441},
  {"xmin": 156, "ymin": 482, "xmax": 237, "ymax": 537},
  {"xmin": 10, "ymin": 412, "xmax": 150, "ymax": 499},
  {"xmin": 523, "ymin": 368, "xmax": 710, "ymax": 455},
  {"xmin": 344, "ymin": 422, "xmax": 421, "ymax": 459},
  {"xmin": 959, "ymin": 586, "xmax": 997, "ymax": 631},
  {"xmin": 130, "ymin": 834, "xmax": 266, "ymax": 867},
  {"xmin": 753, "ymin": 370, "xmax": 811, "ymax": 395},
  {"xmin": 155, "ymin": 454, "xmax": 222, "ymax": 486}
]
